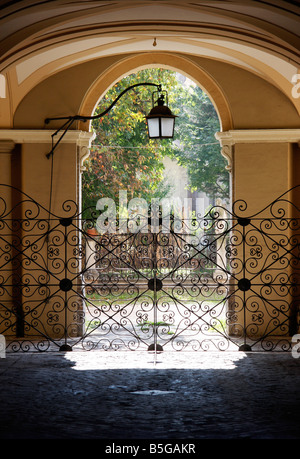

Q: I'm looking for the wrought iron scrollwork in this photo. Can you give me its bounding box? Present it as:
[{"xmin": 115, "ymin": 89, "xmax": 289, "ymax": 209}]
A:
[{"xmin": 0, "ymin": 183, "xmax": 299, "ymax": 353}]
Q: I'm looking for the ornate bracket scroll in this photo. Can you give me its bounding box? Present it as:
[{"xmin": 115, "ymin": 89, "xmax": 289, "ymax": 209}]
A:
[
  {"xmin": 76, "ymin": 131, "xmax": 96, "ymax": 172},
  {"xmin": 215, "ymin": 129, "xmax": 300, "ymax": 174},
  {"xmin": 215, "ymin": 131, "xmax": 233, "ymax": 172}
]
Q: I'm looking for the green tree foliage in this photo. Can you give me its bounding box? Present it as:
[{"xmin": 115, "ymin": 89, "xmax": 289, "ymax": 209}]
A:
[
  {"xmin": 82, "ymin": 68, "xmax": 178, "ymax": 214},
  {"xmin": 171, "ymin": 84, "xmax": 229, "ymax": 200},
  {"xmin": 81, "ymin": 68, "xmax": 229, "ymax": 217}
]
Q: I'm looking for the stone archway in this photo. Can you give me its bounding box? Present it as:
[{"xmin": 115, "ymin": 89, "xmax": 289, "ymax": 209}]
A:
[
  {"xmin": 77, "ymin": 53, "xmax": 233, "ymax": 133},
  {"xmin": 77, "ymin": 53, "xmax": 234, "ymax": 205}
]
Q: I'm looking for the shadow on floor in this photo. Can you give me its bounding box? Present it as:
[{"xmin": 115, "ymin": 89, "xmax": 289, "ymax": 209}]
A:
[{"xmin": 0, "ymin": 350, "xmax": 300, "ymax": 439}]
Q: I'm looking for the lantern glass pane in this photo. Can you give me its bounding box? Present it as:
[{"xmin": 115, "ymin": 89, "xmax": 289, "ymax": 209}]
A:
[
  {"xmin": 147, "ymin": 118, "xmax": 160, "ymax": 138},
  {"xmin": 161, "ymin": 118, "xmax": 174, "ymax": 137}
]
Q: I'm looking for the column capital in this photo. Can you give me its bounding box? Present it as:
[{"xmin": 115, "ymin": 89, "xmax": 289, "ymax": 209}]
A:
[
  {"xmin": 215, "ymin": 129, "xmax": 300, "ymax": 172},
  {"xmin": 214, "ymin": 132, "xmax": 234, "ymax": 172},
  {"xmin": 0, "ymin": 140, "xmax": 15, "ymax": 153},
  {"xmin": 0, "ymin": 129, "xmax": 95, "ymax": 172}
]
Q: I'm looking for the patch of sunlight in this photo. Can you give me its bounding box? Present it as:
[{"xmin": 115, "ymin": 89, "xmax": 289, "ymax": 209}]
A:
[
  {"xmin": 131, "ymin": 390, "xmax": 177, "ymax": 395},
  {"xmin": 64, "ymin": 351, "xmax": 247, "ymax": 371}
]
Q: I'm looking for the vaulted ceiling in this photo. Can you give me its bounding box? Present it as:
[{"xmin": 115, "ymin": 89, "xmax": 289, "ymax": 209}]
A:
[{"xmin": 1, "ymin": 0, "xmax": 299, "ymax": 126}]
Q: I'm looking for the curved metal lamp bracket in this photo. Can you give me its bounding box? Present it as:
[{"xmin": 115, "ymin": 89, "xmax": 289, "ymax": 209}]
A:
[{"xmin": 45, "ymin": 82, "xmax": 162, "ymax": 159}]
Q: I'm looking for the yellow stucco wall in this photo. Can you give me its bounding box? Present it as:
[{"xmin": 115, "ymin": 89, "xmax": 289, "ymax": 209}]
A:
[
  {"xmin": 1, "ymin": 49, "xmax": 300, "ymax": 342},
  {"xmin": 12, "ymin": 53, "xmax": 300, "ymax": 131},
  {"xmin": 234, "ymin": 142, "xmax": 292, "ymax": 212}
]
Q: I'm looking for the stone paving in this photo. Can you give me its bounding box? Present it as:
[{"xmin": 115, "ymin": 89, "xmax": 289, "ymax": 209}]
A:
[{"xmin": 0, "ymin": 349, "xmax": 300, "ymax": 440}]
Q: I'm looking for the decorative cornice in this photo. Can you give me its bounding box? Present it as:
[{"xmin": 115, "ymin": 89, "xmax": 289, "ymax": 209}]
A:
[
  {"xmin": 215, "ymin": 129, "xmax": 300, "ymax": 172},
  {"xmin": 0, "ymin": 129, "xmax": 95, "ymax": 146},
  {"xmin": 215, "ymin": 129, "xmax": 300, "ymax": 145}
]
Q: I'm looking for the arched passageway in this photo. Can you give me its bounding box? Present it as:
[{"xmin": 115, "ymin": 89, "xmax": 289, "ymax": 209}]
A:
[
  {"xmin": 0, "ymin": 1, "xmax": 299, "ymax": 353},
  {"xmin": 82, "ymin": 65, "xmax": 228, "ymax": 214}
]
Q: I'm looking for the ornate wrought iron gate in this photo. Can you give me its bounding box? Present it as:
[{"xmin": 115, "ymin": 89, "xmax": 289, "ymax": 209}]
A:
[{"xmin": 0, "ymin": 184, "xmax": 299, "ymax": 353}]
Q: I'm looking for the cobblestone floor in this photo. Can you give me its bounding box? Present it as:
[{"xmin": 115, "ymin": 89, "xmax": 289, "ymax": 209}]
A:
[{"xmin": 0, "ymin": 350, "xmax": 300, "ymax": 440}]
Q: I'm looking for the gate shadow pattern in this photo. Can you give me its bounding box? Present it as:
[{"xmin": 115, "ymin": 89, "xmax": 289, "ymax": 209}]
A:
[{"xmin": 0, "ymin": 184, "xmax": 299, "ymax": 352}]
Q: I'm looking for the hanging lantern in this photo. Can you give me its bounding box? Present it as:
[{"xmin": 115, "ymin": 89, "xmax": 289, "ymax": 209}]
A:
[{"xmin": 146, "ymin": 91, "xmax": 177, "ymax": 139}]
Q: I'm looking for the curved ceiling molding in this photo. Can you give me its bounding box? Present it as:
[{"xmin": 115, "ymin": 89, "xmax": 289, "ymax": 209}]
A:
[
  {"xmin": 11, "ymin": 32, "xmax": 300, "ymax": 117},
  {"xmin": 0, "ymin": 0, "xmax": 299, "ymax": 125},
  {"xmin": 77, "ymin": 52, "xmax": 234, "ymax": 132}
]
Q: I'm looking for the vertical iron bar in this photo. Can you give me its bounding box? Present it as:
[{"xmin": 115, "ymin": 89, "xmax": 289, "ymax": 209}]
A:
[
  {"xmin": 242, "ymin": 224, "xmax": 247, "ymax": 348},
  {"xmin": 64, "ymin": 224, "xmax": 68, "ymax": 348},
  {"xmin": 153, "ymin": 267, "xmax": 157, "ymax": 366},
  {"xmin": 59, "ymin": 220, "xmax": 73, "ymax": 352},
  {"xmin": 152, "ymin": 230, "xmax": 158, "ymax": 365}
]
